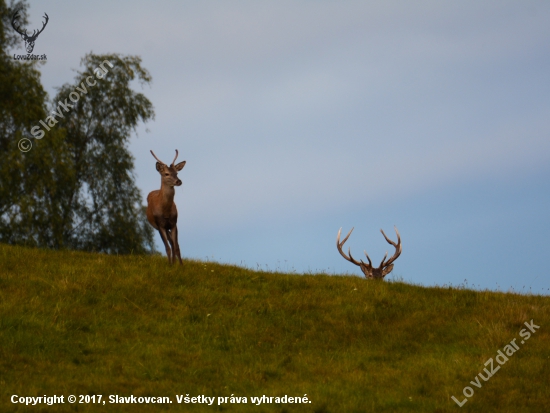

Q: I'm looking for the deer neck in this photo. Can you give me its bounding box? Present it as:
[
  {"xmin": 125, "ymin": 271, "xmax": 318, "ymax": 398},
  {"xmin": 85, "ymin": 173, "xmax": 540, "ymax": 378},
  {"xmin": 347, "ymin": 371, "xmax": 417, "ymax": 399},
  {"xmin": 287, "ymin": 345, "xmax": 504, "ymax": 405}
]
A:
[{"xmin": 159, "ymin": 182, "xmax": 175, "ymax": 214}]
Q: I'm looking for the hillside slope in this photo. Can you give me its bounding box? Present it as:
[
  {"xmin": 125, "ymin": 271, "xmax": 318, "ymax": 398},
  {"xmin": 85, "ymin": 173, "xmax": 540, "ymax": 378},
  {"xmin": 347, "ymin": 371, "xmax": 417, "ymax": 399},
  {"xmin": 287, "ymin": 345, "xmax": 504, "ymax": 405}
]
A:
[{"xmin": 0, "ymin": 244, "xmax": 549, "ymax": 412}]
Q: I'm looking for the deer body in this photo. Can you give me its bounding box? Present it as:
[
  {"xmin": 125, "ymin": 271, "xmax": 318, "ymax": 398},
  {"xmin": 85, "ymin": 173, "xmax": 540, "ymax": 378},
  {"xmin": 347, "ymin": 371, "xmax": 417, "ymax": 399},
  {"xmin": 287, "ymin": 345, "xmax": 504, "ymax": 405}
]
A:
[{"xmin": 147, "ymin": 150, "xmax": 186, "ymax": 265}]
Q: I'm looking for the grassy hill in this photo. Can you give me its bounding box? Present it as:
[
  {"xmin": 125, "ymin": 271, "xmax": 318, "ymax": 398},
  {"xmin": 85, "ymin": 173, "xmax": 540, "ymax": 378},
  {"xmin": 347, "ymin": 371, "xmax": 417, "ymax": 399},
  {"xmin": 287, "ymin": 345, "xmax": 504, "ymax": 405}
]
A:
[{"xmin": 0, "ymin": 243, "xmax": 549, "ymax": 412}]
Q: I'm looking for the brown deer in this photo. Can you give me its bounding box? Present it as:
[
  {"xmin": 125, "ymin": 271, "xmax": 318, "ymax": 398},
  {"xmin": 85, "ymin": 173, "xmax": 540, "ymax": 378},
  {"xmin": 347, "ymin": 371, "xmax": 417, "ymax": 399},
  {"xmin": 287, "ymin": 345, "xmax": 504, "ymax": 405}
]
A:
[
  {"xmin": 147, "ymin": 150, "xmax": 186, "ymax": 265},
  {"xmin": 336, "ymin": 226, "xmax": 402, "ymax": 279}
]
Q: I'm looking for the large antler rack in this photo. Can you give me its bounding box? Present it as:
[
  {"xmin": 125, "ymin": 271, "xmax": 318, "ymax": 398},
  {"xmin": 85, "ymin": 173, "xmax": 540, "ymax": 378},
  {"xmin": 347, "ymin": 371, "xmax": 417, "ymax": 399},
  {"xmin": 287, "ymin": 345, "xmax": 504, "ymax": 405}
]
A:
[{"xmin": 336, "ymin": 226, "xmax": 402, "ymax": 280}]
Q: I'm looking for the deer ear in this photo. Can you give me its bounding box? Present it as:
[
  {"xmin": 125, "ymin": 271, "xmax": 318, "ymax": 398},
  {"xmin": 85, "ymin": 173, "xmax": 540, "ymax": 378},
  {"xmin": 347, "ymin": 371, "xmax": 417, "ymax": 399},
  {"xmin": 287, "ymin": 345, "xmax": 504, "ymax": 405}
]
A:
[
  {"xmin": 155, "ymin": 162, "xmax": 164, "ymax": 172},
  {"xmin": 175, "ymin": 161, "xmax": 186, "ymax": 171}
]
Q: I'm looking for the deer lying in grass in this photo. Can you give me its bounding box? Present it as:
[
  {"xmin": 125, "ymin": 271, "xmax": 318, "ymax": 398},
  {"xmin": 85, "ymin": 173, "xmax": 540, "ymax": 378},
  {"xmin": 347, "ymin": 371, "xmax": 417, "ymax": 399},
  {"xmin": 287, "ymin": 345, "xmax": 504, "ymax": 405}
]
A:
[
  {"xmin": 147, "ymin": 150, "xmax": 186, "ymax": 265},
  {"xmin": 336, "ymin": 227, "xmax": 402, "ymax": 279}
]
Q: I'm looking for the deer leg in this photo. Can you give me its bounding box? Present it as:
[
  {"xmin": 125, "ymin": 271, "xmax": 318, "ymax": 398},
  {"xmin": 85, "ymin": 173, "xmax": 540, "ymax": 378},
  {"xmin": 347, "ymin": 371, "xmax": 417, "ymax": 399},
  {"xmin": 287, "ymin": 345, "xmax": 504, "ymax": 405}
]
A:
[
  {"xmin": 166, "ymin": 228, "xmax": 176, "ymax": 265},
  {"xmin": 158, "ymin": 227, "xmax": 172, "ymax": 264},
  {"xmin": 171, "ymin": 225, "xmax": 183, "ymax": 265}
]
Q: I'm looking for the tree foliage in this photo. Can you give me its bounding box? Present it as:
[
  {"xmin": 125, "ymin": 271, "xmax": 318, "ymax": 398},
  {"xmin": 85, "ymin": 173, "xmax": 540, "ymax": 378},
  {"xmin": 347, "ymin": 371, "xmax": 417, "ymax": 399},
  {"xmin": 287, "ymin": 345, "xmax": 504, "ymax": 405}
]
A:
[{"xmin": 0, "ymin": 0, "xmax": 155, "ymax": 254}]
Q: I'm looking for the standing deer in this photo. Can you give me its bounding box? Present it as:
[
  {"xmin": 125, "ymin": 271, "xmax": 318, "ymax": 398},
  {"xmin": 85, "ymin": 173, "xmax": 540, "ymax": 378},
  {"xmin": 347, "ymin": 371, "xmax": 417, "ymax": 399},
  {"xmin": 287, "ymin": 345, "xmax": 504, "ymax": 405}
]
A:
[
  {"xmin": 147, "ymin": 150, "xmax": 186, "ymax": 265},
  {"xmin": 336, "ymin": 226, "xmax": 402, "ymax": 279}
]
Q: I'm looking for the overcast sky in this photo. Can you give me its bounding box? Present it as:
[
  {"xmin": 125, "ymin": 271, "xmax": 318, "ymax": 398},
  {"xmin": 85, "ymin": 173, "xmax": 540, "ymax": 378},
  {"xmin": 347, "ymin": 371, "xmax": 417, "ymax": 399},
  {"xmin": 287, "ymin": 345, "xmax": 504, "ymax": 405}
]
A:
[{"xmin": 20, "ymin": 0, "xmax": 550, "ymax": 293}]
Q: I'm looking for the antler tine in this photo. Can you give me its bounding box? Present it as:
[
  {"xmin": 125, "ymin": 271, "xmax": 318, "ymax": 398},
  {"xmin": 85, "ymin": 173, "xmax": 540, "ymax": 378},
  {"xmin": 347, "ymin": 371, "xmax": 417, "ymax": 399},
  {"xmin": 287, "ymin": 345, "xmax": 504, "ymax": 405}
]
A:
[
  {"xmin": 380, "ymin": 226, "xmax": 402, "ymax": 267},
  {"xmin": 363, "ymin": 250, "xmax": 373, "ymax": 267},
  {"xmin": 336, "ymin": 227, "xmax": 364, "ymax": 266},
  {"xmin": 348, "ymin": 248, "xmax": 368, "ymax": 267},
  {"xmin": 150, "ymin": 150, "xmax": 166, "ymax": 165},
  {"xmin": 337, "ymin": 226, "xmax": 353, "ymax": 245},
  {"xmin": 378, "ymin": 251, "xmax": 388, "ymax": 267},
  {"xmin": 380, "ymin": 226, "xmax": 400, "ymax": 247},
  {"xmin": 171, "ymin": 149, "xmax": 179, "ymax": 166}
]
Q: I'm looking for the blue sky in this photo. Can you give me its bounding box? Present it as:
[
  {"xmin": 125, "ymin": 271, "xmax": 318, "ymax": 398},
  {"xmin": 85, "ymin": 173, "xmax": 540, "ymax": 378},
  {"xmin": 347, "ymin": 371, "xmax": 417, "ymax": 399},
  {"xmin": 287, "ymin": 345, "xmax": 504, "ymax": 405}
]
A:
[{"xmin": 20, "ymin": 1, "xmax": 550, "ymax": 293}]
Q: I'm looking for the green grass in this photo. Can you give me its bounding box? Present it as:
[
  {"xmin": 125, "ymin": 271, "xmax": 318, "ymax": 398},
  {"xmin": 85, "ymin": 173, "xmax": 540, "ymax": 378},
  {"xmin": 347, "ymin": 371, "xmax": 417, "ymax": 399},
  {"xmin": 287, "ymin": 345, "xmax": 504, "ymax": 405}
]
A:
[{"xmin": 0, "ymin": 243, "xmax": 549, "ymax": 412}]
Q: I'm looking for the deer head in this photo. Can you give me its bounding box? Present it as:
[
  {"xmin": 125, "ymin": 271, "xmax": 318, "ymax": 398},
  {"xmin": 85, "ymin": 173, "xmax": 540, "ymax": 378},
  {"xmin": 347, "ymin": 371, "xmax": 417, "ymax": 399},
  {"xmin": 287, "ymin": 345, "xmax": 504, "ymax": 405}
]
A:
[
  {"xmin": 150, "ymin": 150, "xmax": 186, "ymax": 187},
  {"xmin": 11, "ymin": 11, "xmax": 49, "ymax": 54},
  {"xmin": 336, "ymin": 226, "xmax": 402, "ymax": 279}
]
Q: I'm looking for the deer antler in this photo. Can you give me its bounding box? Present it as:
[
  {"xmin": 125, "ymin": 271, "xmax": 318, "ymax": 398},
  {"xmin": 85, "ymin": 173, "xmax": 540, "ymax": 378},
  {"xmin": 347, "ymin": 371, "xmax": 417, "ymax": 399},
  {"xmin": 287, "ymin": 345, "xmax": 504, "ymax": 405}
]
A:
[
  {"xmin": 150, "ymin": 149, "xmax": 180, "ymax": 166},
  {"xmin": 379, "ymin": 227, "xmax": 402, "ymax": 268},
  {"xmin": 336, "ymin": 227, "xmax": 365, "ymax": 266},
  {"xmin": 171, "ymin": 150, "xmax": 179, "ymax": 167},
  {"xmin": 29, "ymin": 12, "xmax": 49, "ymax": 41},
  {"xmin": 336, "ymin": 226, "xmax": 401, "ymax": 280},
  {"xmin": 11, "ymin": 11, "xmax": 27, "ymax": 37},
  {"xmin": 150, "ymin": 150, "xmax": 166, "ymax": 165}
]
